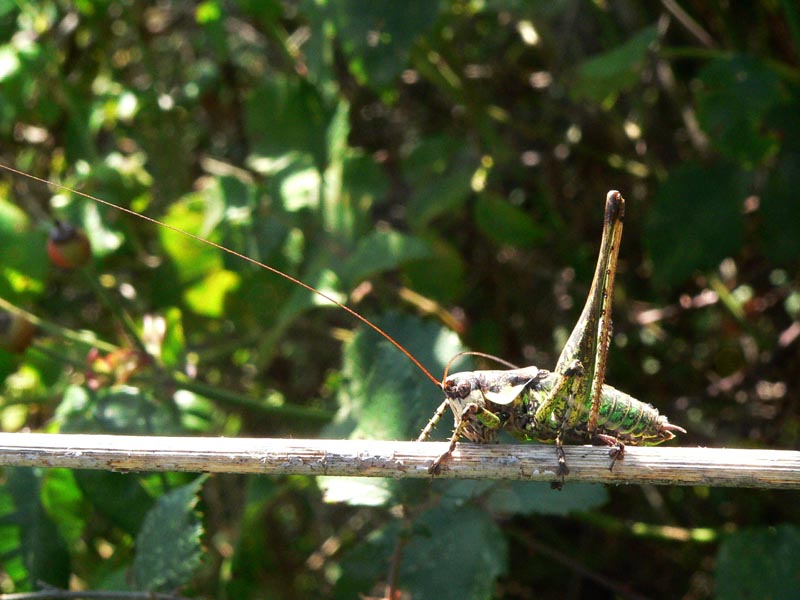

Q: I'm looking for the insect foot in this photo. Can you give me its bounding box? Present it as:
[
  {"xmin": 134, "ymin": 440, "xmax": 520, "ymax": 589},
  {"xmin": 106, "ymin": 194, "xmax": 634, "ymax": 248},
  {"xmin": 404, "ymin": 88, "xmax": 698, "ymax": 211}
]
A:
[
  {"xmin": 593, "ymin": 433, "xmax": 630, "ymax": 472},
  {"xmin": 550, "ymin": 443, "xmax": 570, "ymax": 491},
  {"xmin": 608, "ymin": 443, "xmax": 625, "ymax": 471},
  {"xmin": 428, "ymin": 450, "xmax": 451, "ymax": 475}
]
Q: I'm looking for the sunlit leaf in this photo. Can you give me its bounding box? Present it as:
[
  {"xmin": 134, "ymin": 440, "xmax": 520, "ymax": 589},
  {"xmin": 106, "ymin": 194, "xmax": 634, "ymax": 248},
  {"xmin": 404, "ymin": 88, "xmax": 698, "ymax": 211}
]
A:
[
  {"xmin": 40, "ymin": 470, "xmax": 86, "ymax": 545},
  {"xmin": 0, "ymin": 469, "xmax": 70, "ymax": 590},
  {"xmin": 184, "ymin": 268, "xmax": 240, "ymax": 317},
  {"xmin": 0, "ymin": 195, "xmax": 47, "ymax": 298},
  {"xmin": 245, "ymin": 76, "xmax": 333, "ymax": 169}
]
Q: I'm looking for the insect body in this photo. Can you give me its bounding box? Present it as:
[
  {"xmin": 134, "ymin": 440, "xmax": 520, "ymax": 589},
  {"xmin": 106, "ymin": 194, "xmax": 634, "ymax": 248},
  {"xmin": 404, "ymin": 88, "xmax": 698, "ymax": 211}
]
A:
[
  {"xmin": 432, "ymin": 366, "xmax": 683, "ymax": 465},
  {"xmin": 420, "ymin": 191, "xmax": 685, "ymax": 480}
]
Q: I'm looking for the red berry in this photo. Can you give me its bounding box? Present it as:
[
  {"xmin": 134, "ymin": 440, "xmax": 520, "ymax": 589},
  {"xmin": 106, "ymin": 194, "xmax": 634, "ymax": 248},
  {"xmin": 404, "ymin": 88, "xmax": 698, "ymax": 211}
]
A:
[
  {"xmin": 47, "ymin": 220, "xmax": 92, "ymax": 269},
  {"xmin": 0, "ymin": 311, "xmax": 36, "ymax": 353}
]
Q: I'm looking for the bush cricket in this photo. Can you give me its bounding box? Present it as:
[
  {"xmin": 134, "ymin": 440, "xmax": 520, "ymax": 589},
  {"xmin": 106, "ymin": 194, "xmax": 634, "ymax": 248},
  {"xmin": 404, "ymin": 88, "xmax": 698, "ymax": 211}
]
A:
[
  {"xmin": 418, "ymin": 191, "xmax": 685, "ymax": 485},
  {"xmin": 0, "ymin": 164, "xmax": 684, "ymax": 485}
]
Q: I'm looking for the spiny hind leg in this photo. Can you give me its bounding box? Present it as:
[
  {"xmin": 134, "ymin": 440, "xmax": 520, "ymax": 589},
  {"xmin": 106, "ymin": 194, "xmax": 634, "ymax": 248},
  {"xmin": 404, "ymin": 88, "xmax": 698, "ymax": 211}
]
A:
[{"xmin": 595, "ymin": 433, "xmax": 625, "ymax": 471}]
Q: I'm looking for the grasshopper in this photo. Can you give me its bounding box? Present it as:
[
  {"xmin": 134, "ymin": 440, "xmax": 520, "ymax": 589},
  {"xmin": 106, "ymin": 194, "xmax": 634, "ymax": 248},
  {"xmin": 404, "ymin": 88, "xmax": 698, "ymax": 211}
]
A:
[
  {"xmin": 417, "ymin": 191, "xmax": 685, "ymax": 483},
  {"xmin": 1, "ymin": 164, "xmax": 683, "ymax": 484}
]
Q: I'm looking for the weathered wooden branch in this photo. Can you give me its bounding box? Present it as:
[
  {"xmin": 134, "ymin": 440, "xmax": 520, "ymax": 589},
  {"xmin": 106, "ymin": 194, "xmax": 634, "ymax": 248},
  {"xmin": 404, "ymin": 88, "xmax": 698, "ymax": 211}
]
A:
[{"xmin": 0, "ymin": 433, "xmax": 797, "ymax": 488}]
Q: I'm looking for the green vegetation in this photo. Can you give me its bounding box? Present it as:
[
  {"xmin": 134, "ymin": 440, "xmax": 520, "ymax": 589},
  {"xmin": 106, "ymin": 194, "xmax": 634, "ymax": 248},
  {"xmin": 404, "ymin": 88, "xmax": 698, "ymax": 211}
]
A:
[{"xmin": 1, "ymin": 1, "xmax": 798, "ymax": 598}]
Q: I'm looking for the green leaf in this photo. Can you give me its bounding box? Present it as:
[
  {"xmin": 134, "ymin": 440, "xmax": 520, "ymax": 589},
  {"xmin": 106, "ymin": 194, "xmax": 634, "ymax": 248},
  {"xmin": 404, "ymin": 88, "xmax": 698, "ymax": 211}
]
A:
[
  {"xmin": 73, "ymin": 471, "xmax": 154, "ymax": 535},
  {"xmin": 402, "ymin": 505, "xmax": 507, "ymax": 599},
  {"xmin": 714, "ymin": 525, "xmax": 800, "ymax": 600},
  {"xmin": 329, "ymin": 314, "xmax": 464, "ymax": 442},
  {"xmin": 40, "ymin": 469, "xmax": 86, "ymax": 545},
  {"xmin": 484, "ymin": 481, "xmax": 608, "ymax": 515},
  {"xmin": 474, "ymin": 193, "xmax": 546, "ymax": 248},
  {"xmin": 184, "ymin": 268, "xmax": 240, "ymax": 317},
  {"xmin": 404, "ymin": 136, "xmax": 477, "ymax": 229},
  {"xmin": 402, "ymin": 237, "xmax": 467, "ymax": 304},
  {"xmin": 341, "ymin": 230, "xmax": 434, "ymax": 286},
  {"xmin": 132, "ymin": 475, "xmax": 208, "ymax": 592},
  {"xmin": 334, "ymin": 518, "xmax": 401, "ymax": 597},
  {"xmin": 160, "ymin": 186, "xmax": 225, "ymax": 286},
  {"xmin": 55, "ymin": 385, "xmax": 182, "ymax": 435},
  {"xmin": 695, "ymin": 55, "xmax": 783, "ymax": 166},
  {"xmin": 645, "ymin": 163, "xmax": 748, "ymax": 286},
  {"xmin": 761, "ymin": 153, "xmax": 800, "ymax": 263},
  {"xmin": 0, "ymin": 468, "xmax": 70, "ymax": 590},
  {"xmin": 570, "ymin": 26, "xmax": 658, "ymax": 103},
  {"xmin": 335, "ymin": 505, "xmax": 507, "ymax": 600},
  {"xmin": 0, "ymin": 194, "xmax": 48, "ymax": 299},
  {"xmin": 245, "ymin": 76, "xmax": 333, "ymax": 169},
  {"xmin": 329, "ymin": 0, "xmax": 441, "ymax": 93},
  {"xmin": 439, "ymin": 479, "xmax": 608, "ymax": 515},
  {"xmin": 159, "ymin": 306, "xmax": 185, "ymax": 368},
  {"xmin": 320, "ymin": 314, "xmax": 464, "ymax": 507},
  {"xmin": 57, "ymin": 158, "xmax": 149, "ymax": 258},
  {"xmin": 279, "ymin": 165, "xmax": 322, "ymax": 212}
]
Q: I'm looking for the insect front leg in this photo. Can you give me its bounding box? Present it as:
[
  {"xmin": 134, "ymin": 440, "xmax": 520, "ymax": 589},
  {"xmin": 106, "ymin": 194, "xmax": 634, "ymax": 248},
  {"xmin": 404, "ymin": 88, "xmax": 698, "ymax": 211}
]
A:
[
  {"xmin": 429, "ymin": 404, "xmax": 503, "ymax": 475},
  {"xmin": 417, "ymin": 399, "xmax": 449, "ymax": 442}
]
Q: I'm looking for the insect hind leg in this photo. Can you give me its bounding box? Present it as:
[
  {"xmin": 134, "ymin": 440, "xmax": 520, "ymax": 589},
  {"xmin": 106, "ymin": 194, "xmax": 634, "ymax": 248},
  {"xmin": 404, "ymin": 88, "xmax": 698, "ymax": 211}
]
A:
[{"xmin": 595, "ymin": 433, "xmax": 625, "ymax": 471}]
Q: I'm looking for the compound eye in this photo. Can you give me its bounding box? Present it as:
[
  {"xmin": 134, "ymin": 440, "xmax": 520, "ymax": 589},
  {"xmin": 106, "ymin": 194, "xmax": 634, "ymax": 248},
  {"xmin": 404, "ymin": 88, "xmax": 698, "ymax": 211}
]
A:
[{"xmin": 457, "ymin": 381, "xmax": 472, "ymax": 399}]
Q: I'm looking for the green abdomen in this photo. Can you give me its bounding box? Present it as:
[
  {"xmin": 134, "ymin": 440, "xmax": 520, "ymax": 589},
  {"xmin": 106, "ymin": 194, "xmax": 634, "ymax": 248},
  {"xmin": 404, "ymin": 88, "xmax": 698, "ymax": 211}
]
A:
[{"xmin": 514, "ymin": 375, "xmax": 675, "ymax": 446}]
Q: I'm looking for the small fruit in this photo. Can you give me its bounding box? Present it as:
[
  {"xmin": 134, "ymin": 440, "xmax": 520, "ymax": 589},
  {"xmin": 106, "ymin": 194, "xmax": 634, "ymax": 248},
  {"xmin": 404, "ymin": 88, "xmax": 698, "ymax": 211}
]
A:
[
  {"xmin": 0, "ymin": 310, "xmax": 36, "ymax": 353},
  {"xmin": 85, "ymin": 348, "xmax": 151, "ymax": 389},
  {"xmin": 47, "ymin": 220, "xmax": 91, "ymax": 269}
]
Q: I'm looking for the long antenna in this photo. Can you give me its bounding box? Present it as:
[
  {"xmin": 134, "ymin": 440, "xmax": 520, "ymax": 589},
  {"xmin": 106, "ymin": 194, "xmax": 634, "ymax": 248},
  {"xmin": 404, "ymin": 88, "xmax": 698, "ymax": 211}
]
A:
[{"xmin": 0, "ymin": 162, "xmax": 441, "ymax": 388}]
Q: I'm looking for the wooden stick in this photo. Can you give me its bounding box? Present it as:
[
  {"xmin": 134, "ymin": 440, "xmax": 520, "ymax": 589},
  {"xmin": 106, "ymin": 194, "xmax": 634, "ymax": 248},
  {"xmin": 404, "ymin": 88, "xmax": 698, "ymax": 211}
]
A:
[{"xmin": 0, "ymin": 433, "xmax": 797, "ymax": 488}]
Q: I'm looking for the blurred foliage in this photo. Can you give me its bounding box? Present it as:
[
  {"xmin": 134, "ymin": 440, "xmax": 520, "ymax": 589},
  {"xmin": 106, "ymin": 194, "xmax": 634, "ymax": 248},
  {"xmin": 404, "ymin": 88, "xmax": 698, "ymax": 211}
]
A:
[{"xmin": 0, "ymin": 0, "xmax": 799, "ymax": 598}]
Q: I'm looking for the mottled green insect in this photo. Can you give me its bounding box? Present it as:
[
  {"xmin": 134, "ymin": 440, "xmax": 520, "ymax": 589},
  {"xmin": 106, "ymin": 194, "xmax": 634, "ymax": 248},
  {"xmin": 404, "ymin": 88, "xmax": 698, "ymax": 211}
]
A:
[{"xmin": 418, "ymin": 191, "xmax": 685, "ymax": 483}]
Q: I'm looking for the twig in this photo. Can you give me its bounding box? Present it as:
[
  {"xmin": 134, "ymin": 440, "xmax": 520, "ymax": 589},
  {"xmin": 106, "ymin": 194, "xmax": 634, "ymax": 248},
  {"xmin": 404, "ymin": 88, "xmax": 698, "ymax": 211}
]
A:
[
  {"xmin": 0, "ymin": 433, "xmax": 797, "ymax": 488},
  {"xmin": 660, "ymin": 0, "xmax": 717, "ymax": 48},
  {"xmin": 0, "ymin": 589, "xmax": 191, "ymax": 599}
]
